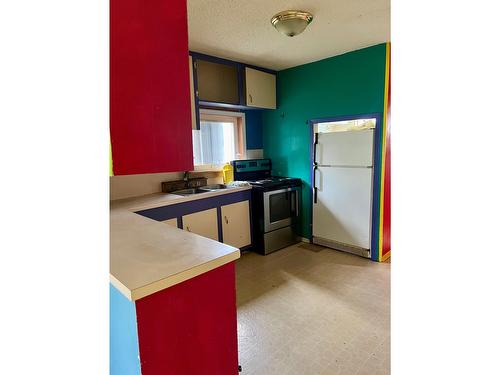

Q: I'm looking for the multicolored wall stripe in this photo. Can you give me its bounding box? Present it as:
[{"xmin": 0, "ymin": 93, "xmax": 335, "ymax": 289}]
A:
[
  {"xmin": 368, "ymin": 42, "xmax": 391, "ymax": 262},
  {"xmin": 378, "ymin": 43, "xmax": 391, "ymax": 262}
]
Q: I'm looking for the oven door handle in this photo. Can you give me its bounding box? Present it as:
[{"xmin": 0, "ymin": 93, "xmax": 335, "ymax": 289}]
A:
[
  {"xmin": 294, "ymin": 188, "xmax": 300, "ymax": 217},
  {"xmin": 288, "ymin": 188, "xmax": 299, "ymax": 217}
]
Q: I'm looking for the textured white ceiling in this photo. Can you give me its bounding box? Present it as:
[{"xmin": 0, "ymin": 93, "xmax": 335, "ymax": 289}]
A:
[{"xmin": 187, "ymin": 0, "xmax": 390, "ymax": 71}]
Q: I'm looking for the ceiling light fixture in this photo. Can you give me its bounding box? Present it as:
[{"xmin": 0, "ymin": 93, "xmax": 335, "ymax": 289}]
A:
[{"xmin": 271, "ymin": 10, "xmax": 314, "ymax": 37}]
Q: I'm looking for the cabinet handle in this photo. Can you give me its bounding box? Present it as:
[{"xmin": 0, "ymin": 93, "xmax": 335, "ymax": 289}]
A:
[
  {"xmin": 249, "ymin": 94, "xmax": 253, "ymax": 103},
  {"xmin": 224, "ymin": 216, "xmax": 229, "ymax": 224}
]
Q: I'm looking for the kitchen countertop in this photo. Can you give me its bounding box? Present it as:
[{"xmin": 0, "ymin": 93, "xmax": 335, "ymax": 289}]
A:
[{"xmin": 110, "ymin": 186, "xmax": 252, "ymax": 301}]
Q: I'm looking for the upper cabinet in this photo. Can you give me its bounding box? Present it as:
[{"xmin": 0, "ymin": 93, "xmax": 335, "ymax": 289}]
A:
[
  {"xmin": 196, "ymin": 60, "xmax": 240, "ymax": 105},
  {"xmin": 190, "ymin": 52, "xmax": 277, "ymax": 119},
  {"xmin": 110, "ymin": 0, "xmax": 193, "ymax": 175},
  {"xmin": 245, "ymin": 67, "xmax": 277, "ymax": 109}
]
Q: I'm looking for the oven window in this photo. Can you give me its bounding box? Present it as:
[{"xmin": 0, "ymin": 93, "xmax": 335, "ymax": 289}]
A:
[{"xmin": 269, "ymin": 191, "xmax": 293, "ymax": 223}]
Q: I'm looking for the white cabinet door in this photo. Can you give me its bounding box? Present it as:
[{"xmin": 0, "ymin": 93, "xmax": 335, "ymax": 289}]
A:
[
  {"xmin": 245, "ymin": 67, "xmax": 276, "ymax": 109},
  {"xmin": 189, "ymin": 55, "xmax": 197, "ymax": 129},
  {"xmin": 182, "ymin": 208, "xmax": 219, "ymax": 241},
  {"xmin": 162, "ymin": 218, "xmax": 178, "ymax": 228},
  {"xmin": 221, "ymin": 200, "xmax": 251, "ymax": 248}
]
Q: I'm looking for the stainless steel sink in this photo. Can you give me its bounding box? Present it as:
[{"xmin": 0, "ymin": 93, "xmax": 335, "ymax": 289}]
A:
[
  {"xmin": 171, "ymin": 188, "xmax": 202, "ymax": 196},
  {"xmin": 198, "ymin": 184, "xmax": 227, "ymax": 192},
  {"xmin": 172, "ymin": 184, "xmax": 227, "ymax": 195}
]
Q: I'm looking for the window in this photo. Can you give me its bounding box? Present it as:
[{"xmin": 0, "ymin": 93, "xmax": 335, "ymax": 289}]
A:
[
  {"xmin": 192, "ymin": 110, "xmax": 246, "ymax": 166},
  {"xmin": 315, "ymin": 118, "xmax": 376, "ymax": 133}
]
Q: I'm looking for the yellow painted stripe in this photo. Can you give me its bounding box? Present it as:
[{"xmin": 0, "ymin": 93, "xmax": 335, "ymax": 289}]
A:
[
  {"xmin": 110, "ymin": 140, "xmax": 114, "ymax": 176},
  {"xmin": 381, "ymin": 251, "xmax": 391, "ymax": 262},
  {"xmin": 378, "ymin": 42, "xmax": 390, "ymax": 262}
]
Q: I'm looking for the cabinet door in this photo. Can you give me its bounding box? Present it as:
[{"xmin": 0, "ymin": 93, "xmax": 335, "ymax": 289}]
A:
[
  {"xmin": 110, "ymin": 0, "xmax": 193, "ymax": 175},
  {"xmin": 162, "ymin": 218, "xmax": 178, "ymax": 228},
  {"xmin": 245, "ymin": 67, "xmax": 276, "ymax": 109},
  {"xmin": 182, "ymin": 209, "xmax": 219, "ymax": 241},
  {"xmin": 221, "ymin": 201, "xmax": 251, "ymax": 248},
  {"xmin": 196, "ymin": 60, "xmax": 240, "ymax": 104}
]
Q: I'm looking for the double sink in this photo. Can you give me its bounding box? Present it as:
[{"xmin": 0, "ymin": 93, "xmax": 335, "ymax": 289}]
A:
[{"xmin": 172, "ymin": 184, "xmax": 228, "ymax": 196}]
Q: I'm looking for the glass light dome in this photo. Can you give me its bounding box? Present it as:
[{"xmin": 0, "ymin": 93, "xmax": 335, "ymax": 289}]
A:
[{"xmin": 271, "ymin": 10, "xmax": 313, "ymax": 37}]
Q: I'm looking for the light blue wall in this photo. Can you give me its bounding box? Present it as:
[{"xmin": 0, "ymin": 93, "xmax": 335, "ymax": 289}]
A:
[{"xmin": 110, "ymin": 284, "xmax": 141, "ymax": 375}]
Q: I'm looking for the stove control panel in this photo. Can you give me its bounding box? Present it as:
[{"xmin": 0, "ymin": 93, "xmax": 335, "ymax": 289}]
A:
[{"xmin": 232, "ymin": 159, "xmax": 271, "ymax": 173}]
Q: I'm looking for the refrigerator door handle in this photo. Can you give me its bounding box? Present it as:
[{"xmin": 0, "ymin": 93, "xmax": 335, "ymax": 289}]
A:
[
  {"xmin": 313, "ymin": 166, "xmax": 318, "ymax": 204},
  {"xmin": 313, "ymin": 133, "xmax": 319, "ymax": 164}
]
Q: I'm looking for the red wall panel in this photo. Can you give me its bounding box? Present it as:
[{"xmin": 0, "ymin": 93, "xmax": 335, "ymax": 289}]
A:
[
  {"xmin": 110, "ymin": 0, "xmax": 193, "ymax": 175},
  {"xmin": 135, "ymin": 262, "xmax": 239, "ymax": 375}
]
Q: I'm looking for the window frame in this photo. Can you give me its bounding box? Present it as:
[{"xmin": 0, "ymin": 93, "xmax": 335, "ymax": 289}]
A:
[{"xmin": 193, "ymin": 109, "xmax": 247, "ymax": 170}]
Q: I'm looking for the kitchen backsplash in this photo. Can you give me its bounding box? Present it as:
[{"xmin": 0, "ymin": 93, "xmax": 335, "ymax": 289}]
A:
[{"xmin": 110, "ymin": 171, "xmax": 223, "ymax": 200}]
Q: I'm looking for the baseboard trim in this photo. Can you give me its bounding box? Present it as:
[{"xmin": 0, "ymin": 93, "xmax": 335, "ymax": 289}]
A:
[{"xmin": 312, "ymin": 236, "xmax": 370, "ymax": 259}]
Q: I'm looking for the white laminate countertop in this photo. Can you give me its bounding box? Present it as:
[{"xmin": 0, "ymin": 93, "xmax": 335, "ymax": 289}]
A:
[{"xmin": 110, "ymin": 186, "xmax": 252, "ymax": 301}]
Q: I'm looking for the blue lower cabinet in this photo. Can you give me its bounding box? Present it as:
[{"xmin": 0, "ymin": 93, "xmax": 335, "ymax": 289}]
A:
[
  {"xmin": 136, "ymin": 190, "xmax": 252, "ymax": 249},
  {"xmin": 110, "ymin": 284, "xmax": 141, "ymax": 375}
]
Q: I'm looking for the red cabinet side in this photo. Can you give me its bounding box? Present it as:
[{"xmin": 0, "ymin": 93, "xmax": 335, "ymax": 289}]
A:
[
  {"xmin": 110, "ymin": 0, "xmax": 193, "ymax": 175},
  {"xmin": 135, "ymin": 262, "xmax": 239, "ymax": 375}
]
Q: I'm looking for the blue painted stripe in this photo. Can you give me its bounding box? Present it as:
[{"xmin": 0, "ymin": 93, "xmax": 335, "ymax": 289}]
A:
[
  {"xmin": 189, "ymin": 51, "xmax": 277, "ymax": 75},
  {"xmin": 244, "ymin": 110, "xmax": 264, "ymax": 149},
  {"xmin": 371, "ymin": 113, "xmax": 383, "ymax": 261},
  {"xmin": 136, "ymin": 190, "xmax": 252, "ymax": 222},
  {"xmin": 110, "ymin": 284, "xmax": 141, "ymax": 375}
]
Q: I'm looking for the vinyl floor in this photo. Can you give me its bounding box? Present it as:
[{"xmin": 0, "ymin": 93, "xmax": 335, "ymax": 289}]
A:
[{"xmin": 236, "ymin": 243, "xmax": 390, "ymax": 375}]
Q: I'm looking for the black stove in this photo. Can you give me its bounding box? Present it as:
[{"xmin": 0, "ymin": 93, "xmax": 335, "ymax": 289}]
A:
[{"xmin": 231, "ymin": 159, "xmax": 301, "ymax": 255}]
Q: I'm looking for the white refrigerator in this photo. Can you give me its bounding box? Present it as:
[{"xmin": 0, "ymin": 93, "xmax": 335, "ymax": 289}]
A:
[{"xmin": 312, "ymin": 128, "xmax": 374, "ymax": 258}]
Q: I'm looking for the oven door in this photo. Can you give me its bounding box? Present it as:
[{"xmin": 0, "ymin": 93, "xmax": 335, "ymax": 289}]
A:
[{"xmin": 263, "ymin": 186, "xmax": 300, "ymax": 232}]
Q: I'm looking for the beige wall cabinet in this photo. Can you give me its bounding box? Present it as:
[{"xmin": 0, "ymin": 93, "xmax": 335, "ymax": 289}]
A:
[
  {"xmin": 182, "ymin": 208, "xmax": 219, "ymax": 241},
  {"xmin": 221, "ymin": 200, "xmax": 251, "ymax": 249},
  {"xmin": 245, "ymin": 67, "xmax": 276, "ymax": 109}
]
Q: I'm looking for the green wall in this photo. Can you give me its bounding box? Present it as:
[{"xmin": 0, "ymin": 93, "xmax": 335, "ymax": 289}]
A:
[{"xmin": 262, "ymin": 43, "xmax": 387, "ymax": 238}]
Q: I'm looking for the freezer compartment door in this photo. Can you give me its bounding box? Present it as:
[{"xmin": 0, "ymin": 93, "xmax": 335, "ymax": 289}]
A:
[
  {"xmin": 312, "ymin": 166, "xmax": 372, "ymax": 249},
  {"xmin": 316, "ymin": 129, "xmax": 374, "ymax": 167}
]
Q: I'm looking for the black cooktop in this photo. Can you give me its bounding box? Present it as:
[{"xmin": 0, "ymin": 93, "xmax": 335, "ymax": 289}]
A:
[{"xmin": 247, "ymin": 176, "xmax": 302, "ymax": 189}]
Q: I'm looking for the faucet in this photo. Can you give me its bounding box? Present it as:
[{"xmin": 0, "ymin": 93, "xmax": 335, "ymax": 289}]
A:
[{"xmin": 183, "ymin": 171, "xmax": 190, "ymax": 183}]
